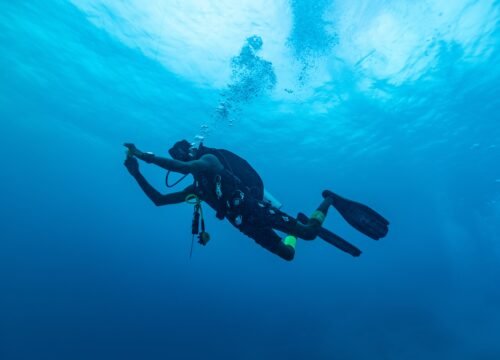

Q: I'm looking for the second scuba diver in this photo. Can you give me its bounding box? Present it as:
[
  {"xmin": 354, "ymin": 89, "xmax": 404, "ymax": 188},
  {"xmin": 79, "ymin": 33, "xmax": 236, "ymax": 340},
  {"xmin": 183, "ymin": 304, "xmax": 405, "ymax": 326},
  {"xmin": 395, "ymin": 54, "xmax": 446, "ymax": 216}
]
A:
[{"xmin": 124, "ymin": 140, "xmax": 389, "ymax": 261}]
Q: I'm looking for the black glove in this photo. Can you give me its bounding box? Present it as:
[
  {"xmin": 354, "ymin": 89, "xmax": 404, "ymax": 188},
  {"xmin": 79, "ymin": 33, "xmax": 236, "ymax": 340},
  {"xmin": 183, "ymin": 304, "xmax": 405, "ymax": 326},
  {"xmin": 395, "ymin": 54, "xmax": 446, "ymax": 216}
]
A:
[
  {"xmin": 124, "ymin": 155, "xmax": 140, "ymax": 175},
  {"xmin": 124, "ymin": 143, "xmax": 140, "ymax": 157},
  {"xmin": 124, "ymin": 143, "xmax": 155, "ymax": 163}
]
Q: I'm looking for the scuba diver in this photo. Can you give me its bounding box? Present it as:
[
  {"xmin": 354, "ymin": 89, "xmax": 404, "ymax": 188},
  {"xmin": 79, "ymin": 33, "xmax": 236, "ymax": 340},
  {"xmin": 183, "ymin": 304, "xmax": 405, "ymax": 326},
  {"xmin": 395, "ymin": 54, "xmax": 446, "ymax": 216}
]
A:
[{"xmin": 123, "ymin": 140, "xmax": 389, "ymax": 261}]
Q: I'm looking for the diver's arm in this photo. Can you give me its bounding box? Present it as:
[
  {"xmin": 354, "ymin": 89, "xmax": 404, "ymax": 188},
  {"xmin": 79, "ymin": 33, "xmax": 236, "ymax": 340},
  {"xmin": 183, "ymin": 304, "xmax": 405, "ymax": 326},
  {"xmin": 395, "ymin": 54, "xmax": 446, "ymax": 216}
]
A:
[
  {"xmin": 124, "ymin": 143, "xmax": 223, "ymax": 174},
  {"xmin": 124, "ymin": 155, "xmax": 193, "ymax": 206},
  {"xmin": 132, "ymin": 171, "xmax": 193, "ymax": 206},
  {"xmin": 145, "ymin": 154, "xmax": 223, "ymax": 174}
]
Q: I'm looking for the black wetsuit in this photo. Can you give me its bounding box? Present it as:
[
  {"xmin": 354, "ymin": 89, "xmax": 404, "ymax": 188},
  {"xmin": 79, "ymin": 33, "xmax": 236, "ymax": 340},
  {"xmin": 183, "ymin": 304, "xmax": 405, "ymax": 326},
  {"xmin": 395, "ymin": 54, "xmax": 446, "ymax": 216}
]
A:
[
  {"xmin": 191, "ymin": 161, "xmax": 321, "ymax": 261},
  {"xmin": 125, "ymin": 145, "xmax": 330, "ymax": 261}
]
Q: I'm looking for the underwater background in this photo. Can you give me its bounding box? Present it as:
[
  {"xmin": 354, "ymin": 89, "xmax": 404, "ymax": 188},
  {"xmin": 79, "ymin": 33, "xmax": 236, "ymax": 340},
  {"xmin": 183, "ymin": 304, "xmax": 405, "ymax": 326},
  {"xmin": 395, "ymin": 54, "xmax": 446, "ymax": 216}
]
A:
[{"xmin": 1, "ymin": 1, "xmax": 499, "ymax": 359}]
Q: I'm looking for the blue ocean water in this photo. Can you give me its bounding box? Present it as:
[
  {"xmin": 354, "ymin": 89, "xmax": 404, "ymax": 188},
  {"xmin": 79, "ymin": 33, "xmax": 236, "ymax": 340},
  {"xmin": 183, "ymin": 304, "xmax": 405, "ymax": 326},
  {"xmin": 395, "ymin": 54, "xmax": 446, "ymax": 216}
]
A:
[{"xmin": 0, "ymin": 1, "xmax": 499, "ymax": 359}]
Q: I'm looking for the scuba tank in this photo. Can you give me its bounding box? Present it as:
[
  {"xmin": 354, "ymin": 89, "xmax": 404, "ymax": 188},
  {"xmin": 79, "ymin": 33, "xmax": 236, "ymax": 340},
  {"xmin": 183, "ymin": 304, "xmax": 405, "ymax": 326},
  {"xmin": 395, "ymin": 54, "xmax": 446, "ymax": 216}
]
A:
[{"xmin": 263, "ymin": 189, "xmax": 282, "ymax": 209}]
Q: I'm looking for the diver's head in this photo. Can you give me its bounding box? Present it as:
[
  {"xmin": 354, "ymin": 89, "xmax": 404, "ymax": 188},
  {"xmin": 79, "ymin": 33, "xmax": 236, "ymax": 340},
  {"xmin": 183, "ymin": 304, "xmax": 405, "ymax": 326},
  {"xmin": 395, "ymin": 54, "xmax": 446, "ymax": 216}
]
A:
[{"xmin": 169, "ymin": 139, "xmax": 195, "ymax": 161}]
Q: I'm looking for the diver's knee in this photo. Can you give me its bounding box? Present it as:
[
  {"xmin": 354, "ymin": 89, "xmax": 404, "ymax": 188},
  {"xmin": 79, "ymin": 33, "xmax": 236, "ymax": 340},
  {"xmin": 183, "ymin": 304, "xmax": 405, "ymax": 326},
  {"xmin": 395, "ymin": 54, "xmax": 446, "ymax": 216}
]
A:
[
  {"xmin": 282, "ymin": 248, "xmax": 295, "ymax": 261},
  {"xmin": 297, "ymin": 212, "xmax": 324, "ymax": 240},
  {"xmin": 282, "ymin": 235, "xmax": 296, "ymax": 261},
  {"xmin": 301, "ymin": 231, "xmax": 316, "ymax": 240},
  {"xmin": 299, "ymin": 227, "xmax": 319, "ymax": 240}
]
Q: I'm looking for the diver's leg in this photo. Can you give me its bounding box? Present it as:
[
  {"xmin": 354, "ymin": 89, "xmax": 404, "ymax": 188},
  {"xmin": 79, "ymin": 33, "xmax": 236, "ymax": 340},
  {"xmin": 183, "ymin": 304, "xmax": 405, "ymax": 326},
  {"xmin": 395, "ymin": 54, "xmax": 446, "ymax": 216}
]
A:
[
  {"xmin": 270, "ymin": 197, "xmax": 334, "ymax": 240},
  {"xmin": 245, "ymin": 227, "xmax": 296, "ymax": 261}
]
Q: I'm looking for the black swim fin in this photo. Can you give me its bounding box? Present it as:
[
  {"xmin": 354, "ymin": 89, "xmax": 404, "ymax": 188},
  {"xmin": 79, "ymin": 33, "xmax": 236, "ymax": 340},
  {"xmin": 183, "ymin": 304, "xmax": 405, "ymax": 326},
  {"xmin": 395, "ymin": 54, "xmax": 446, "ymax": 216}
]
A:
[
  {"xmin": 323, "ymin": 190, "xmax": 389, "ymax": 240},
  {"xmin": 297, "ymin": 213, "xmax": 362, "ymax": 257}
]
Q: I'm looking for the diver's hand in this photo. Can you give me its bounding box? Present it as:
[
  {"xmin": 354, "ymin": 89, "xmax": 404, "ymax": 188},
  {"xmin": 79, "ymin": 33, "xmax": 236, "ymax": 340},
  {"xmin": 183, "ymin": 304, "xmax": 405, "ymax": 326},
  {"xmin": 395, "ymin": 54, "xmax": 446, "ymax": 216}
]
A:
[
  {"xmin": 124, "ymin": 143, "xmax": 141, "ymax": 157},
  {"xmin": 124, "ymin": 143, "xmax": 155, "ymax": 163},
  {"xmin": 124, "ymin": 155, "xmax": 140, "ymax": 175}
]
